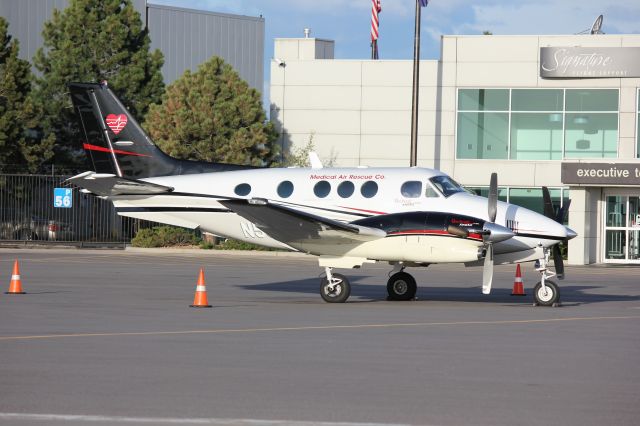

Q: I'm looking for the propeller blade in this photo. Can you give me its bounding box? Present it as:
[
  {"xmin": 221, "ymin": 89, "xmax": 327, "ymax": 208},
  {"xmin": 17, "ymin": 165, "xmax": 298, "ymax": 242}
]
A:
[
  {"xmin": 447, "ymin": 225, "xmax": 469, "ymax": 238},
  {"xmin": 482, "ymin": 244, "xmax": 494, "ymax": 294},
  {"xmin": 553, "ymin": 244, "xmax": 565, "ymax": 280},
  {"xmin": 488, "ymin": 173, "xmax": 498, "ymax": 223},
  {"xmin": 557, "ymin": 199, "xmax": 572, "ymax": 223},
  {"xmin": 542, "ymin": 186, "xmax": 555, "ymax": 219}
]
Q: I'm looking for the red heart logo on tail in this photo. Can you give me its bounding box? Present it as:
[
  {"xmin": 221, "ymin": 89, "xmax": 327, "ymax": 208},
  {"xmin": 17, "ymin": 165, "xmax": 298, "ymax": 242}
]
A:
[{"xmin": 105, "ymin": 114, "xmax": 128, "ymax": 135}]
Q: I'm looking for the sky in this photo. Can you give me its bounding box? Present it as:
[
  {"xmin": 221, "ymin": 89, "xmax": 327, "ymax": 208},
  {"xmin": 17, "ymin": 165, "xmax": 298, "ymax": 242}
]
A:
[{"xmin": 151, "ymin": 0, "xmax": 640, "ymax": 105}]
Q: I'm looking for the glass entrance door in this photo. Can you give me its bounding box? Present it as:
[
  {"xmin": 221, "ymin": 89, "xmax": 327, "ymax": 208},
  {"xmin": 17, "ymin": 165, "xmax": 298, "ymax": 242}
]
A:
[{"xmin": 604, "ymin": 195, "xmax": 640, "ymax": 262}]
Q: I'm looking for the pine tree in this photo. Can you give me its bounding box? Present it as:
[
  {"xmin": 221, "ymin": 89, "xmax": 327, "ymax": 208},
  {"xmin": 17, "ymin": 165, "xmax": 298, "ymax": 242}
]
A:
[
  {"xmin": 0, "ymin": 17, "xmax": 54, "ymax": 173},
  {"xmin": 144, "ymin": 56, "xmax": 279, "ymax": 166},
  {"xmin": 32, "ymin": 0, "xmax": 164, "ymax": 169}
]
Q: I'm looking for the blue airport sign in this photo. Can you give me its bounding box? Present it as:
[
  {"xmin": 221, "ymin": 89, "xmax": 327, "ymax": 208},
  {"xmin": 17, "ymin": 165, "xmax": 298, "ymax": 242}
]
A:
[{"xmin": 54, "ymin": 188, "xmax": 72, "ymax": 208}]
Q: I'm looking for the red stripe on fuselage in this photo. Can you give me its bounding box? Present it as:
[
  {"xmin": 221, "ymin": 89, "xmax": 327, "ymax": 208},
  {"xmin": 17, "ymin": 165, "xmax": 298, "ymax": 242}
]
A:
[
  {"xmin": 388, "ymin": 229, "xmax": 483, "ymax": 241},
  {"xmin": 339, "ymin": 206, "xmax": 388, "ymax": 215},
  {"xmin": 83, "ymin": 143, "xmax": 150, "ymax": 157}
]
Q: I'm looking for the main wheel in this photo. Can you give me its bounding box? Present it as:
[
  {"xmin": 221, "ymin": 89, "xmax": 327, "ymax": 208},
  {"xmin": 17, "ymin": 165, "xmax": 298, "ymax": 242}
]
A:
[
  {"xmin": 387, "ymin": 272, "xmax": 417, "ymax": 301},
  {"xmin": 320, "ymin": 273, "xmax": 351, "ymax": 303},
  {"xmin": 533, "ymin": 280, "xmax": 560, "ymax": 306}
]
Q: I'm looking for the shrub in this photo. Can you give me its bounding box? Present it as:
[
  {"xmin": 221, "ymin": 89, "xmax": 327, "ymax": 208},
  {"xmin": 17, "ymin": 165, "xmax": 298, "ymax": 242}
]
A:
[{"xmin": 131, "ymin": 225, "xmax": 201, "ymax": 248}]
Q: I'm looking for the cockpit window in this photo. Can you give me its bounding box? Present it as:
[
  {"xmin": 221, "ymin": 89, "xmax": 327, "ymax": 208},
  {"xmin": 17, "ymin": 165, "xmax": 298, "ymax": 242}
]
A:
[{"xmin": 429, "ymin": 175, "xmax": 466, "ymax": 197}]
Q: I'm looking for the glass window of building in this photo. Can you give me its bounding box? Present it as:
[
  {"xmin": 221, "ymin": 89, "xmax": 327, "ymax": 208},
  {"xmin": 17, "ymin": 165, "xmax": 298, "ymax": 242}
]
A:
[
  {"xmin": 466, "ymin": 187, "xmax": 508, "ymax": 202},
  {"xmin": 465, "ymin": 186, "xmax": 568, "ymax": 219},
  {"xmin": 457, "ymin": 89, "xmax": 509, "ymax": 159},
  {"xmin": 456, "ymin": 88, "xmax": 619, "ymax": 160},
  {"xmin": 510, "ymin": 89, "xmax": 563, "ymax": 160},
  {"xmin": 637, "ymin": 89, "xmax": 640, "ymax": 157},
  {"xmin": 564, "ymin": 89, "xmax": 618, "ymax": 159}
]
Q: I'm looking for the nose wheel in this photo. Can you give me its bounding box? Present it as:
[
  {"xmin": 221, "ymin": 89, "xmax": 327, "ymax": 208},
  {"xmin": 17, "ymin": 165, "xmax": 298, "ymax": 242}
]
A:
[
  {"xmin": 533, "ymin": 280, "xmax": 560, "ymax": 306},
  {"xmin": 387, "ymin": 272, "xmax": 417, "ymax": 301}
]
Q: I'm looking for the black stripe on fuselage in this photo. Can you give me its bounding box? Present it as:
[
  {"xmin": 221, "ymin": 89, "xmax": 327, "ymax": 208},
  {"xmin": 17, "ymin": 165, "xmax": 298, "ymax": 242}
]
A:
[
  {"xmin": 513, "ymin": 232, "xmax": 566, "ymax": 241},
  {"xmin": 116, "ymin": 207, "xmax": 230, "ymax": 213},
  {"xmin": 115, "ymin": 192, "xmax": 373, "ymax": 218}
]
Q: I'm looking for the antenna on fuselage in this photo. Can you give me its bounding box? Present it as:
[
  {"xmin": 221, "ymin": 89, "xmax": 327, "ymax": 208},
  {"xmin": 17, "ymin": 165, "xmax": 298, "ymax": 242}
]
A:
[{"xmin": 308, "ymin": 152, "xmax": 323, "ymax": 169}]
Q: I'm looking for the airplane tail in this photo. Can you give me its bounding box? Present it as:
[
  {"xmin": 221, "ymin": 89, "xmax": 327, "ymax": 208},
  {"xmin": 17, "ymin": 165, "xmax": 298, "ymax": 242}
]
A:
[{"xmin": 68, "ymin": 82, "xmax": 255, "ymax": 179}]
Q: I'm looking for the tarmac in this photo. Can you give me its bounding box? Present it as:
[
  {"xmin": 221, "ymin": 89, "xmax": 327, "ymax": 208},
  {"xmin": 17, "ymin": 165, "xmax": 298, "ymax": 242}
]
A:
[{"xmin": 0, "ymin": 248, "xmax": 639, "ymax": 426}]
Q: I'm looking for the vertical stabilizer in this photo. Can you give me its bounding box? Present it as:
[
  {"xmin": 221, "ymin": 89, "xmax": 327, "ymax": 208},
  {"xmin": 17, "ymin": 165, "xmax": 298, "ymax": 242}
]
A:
[{"xmin": 68, "ymin": 82, "xmax": 255, "ymax": 178}]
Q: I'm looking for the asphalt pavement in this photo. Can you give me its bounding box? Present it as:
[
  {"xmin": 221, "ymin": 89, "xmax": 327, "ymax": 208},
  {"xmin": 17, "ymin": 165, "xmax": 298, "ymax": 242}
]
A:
[{"xmin": 0, "ymin": 248, "xmax": 639, "ymax": 426}]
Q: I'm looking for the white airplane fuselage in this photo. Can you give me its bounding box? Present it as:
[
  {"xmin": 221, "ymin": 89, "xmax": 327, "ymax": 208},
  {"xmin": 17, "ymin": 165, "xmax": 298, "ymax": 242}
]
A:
[{"xmin": 111, "ymin": 166, "xmax": 569, "ymax": 266}]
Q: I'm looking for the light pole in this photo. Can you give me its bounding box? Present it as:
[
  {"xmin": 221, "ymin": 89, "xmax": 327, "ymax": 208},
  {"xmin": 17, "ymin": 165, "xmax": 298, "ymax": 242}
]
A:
[{"xmin": 410, "ymin": 0, "xmax": 427, "ymax": 166}]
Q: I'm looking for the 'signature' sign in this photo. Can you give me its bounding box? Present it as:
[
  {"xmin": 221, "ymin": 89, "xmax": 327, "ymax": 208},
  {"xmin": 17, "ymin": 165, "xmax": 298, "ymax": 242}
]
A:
[{"xmin": 540, "ymin": 47, "xmax": 640, "ymax": 78}]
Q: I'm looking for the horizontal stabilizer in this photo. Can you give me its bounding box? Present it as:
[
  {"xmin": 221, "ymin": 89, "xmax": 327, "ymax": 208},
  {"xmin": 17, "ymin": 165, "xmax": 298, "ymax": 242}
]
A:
[
  {"xmin": 66, "ymin": 171, "xmax": 173, "ymax": 196},
  {"xmin": 220, "ymin": 199, "xmax": 386, "ymax": 247}
]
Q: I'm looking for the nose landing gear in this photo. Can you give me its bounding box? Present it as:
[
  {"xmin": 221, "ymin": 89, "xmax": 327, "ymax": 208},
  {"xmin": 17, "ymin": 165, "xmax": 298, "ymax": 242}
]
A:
[{"xmin": 534, "ymin": 248, "xmax": 561, "ymax": 307}]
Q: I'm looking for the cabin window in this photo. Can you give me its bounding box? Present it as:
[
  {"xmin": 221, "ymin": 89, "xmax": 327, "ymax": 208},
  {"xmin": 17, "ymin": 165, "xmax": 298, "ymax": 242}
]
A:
[
  {"xmin": 401, "ymin": 181, "xmax": 422, "ymax": 198},
  {"xmin": 360, "ymin": 181, "xmax": 378, "ymax": 198},
  {"xmin": 337, "ymin": 181, "xmax": 355, "ymax": 198},
  {"xmin": 314, "ymin": 180, "xmax": 331, "ymax": 198},
  {"xmin": 234, "ymin": 183, "xmax": 251, "ymax": 196},
  {"xmin": 277, "ymin": 180, "xmax": 294, "ymax": 198}
]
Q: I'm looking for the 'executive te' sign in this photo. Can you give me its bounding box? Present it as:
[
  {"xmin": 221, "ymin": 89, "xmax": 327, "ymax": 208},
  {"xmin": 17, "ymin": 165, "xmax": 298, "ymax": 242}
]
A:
[{"xmin": 561, "ymin": 163, "xmax": 640, "ymax": 185}]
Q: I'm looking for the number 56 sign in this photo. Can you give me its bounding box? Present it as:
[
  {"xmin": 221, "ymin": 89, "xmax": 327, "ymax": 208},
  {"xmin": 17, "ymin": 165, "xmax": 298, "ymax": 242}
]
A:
[{"xmin": 54, "ymin": 188, "xmax": 72, "ymax": 208}]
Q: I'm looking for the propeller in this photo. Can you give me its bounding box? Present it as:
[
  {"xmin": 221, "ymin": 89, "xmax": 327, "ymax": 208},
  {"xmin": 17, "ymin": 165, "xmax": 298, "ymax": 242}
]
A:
[
  {"xmin": 541, "ymin": 186, "xmax": 570, "ymax": 280},
  {"xmin": 482, "ymin": 173, "xmax": 499, "ymax": 294}
]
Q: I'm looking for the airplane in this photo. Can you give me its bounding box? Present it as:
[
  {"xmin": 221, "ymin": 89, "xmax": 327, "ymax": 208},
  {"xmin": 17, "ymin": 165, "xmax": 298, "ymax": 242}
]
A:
[{"xmin": 66, "ymin": 81, "xmax": 577, "ymax": 306}]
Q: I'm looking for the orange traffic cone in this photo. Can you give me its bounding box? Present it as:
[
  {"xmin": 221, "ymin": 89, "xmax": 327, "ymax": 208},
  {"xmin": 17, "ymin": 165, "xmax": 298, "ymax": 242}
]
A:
[
  {"xmin": 6, "ymin": 260, "xmax": 25, "ymax": 294},
  {"xmin": 511, "ymin": 264, "xmax": 526, "ymax": 296},
  {"xmin": 190, "ymin": 268, "xmax": 212, "ymax": 308}
]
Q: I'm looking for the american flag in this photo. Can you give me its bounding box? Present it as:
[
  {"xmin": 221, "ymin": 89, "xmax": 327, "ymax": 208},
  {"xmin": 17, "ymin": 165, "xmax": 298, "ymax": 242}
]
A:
[
  {"xmin": 370, "ymin": 0, "xmax": 382, "ymax": 42},
  {"xmin": 419, "ymin": 0, "xmax": 429, "ymax": 6}
]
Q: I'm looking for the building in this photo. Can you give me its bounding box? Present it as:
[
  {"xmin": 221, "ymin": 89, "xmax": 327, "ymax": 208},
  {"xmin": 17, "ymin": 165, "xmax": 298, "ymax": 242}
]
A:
[
  {"xmin": 270, "ymin": 34, "xmax": 640, "ymax": 265},
  {"xmin": 0, "ymin": 0, "xmax": 264, "ymax": 91}
]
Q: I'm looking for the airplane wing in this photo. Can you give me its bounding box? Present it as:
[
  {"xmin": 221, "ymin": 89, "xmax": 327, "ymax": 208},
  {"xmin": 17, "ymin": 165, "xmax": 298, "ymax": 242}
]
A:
[
  {"xmin": 220, "ymin": 199, "xmax": 386, "ymax": 248},
  {"xmin": 66, "ymin": 171, "xmax": 173, "ymax": 196}
]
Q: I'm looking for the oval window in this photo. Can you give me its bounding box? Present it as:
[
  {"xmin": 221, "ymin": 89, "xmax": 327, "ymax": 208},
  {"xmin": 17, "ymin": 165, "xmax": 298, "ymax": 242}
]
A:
[
  {"xmin": 277, "ymin": 180, "xmax": 294, "ymax": 198},
  {"xmin": 337, "ymin": 181, "xmax": 355, "ymax": 198},
  {"xmin": 234, "ymin": 183, "xmax": 251, "ymax": 196},
  {"xmin": 360, "ymin": 181, "xmax": 378, "ymax": 198},
  {"xmin": 313, "ymin": 180, "xmax": 331, "ymax": 198},
  {"xmin": 401, "ymin": 181, "xmax": 422, "ymax": 198}
]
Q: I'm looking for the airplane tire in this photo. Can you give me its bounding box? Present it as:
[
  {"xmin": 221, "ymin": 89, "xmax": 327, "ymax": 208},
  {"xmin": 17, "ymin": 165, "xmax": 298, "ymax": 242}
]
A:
[
  {"xmin": 533, "ymin": 280, "xmax": 560, "ymax": 306},
  {"xmin": 387, "ymin": 272, "xmax": 417, "ymax": 301},
  {"xmin": 320, "ymin": 273, "xmax": 350, "ymax": 303}
]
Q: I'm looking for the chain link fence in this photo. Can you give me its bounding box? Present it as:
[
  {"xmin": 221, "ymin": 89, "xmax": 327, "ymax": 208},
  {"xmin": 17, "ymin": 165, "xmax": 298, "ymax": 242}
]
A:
[{"xmin": 0, "ymin": 173, "xmax": 155, "ymax": 247}]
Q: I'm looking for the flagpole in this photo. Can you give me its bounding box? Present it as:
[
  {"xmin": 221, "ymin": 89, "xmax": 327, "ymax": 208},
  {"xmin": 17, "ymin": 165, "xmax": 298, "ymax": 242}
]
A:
[{"xmin": 409, "ymin": 0, "xmax": 422, "ymax": 167}]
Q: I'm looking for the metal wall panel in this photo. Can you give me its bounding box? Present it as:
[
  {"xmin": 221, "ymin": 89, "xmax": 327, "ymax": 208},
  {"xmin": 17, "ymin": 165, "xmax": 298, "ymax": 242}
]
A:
[
  {"xmin": 147, "ymin": 4, "xmax": 264, "ymax": 93},
  {"xmin": 1, "ymin": 0, "xmax": 69, "ymax": 62}
]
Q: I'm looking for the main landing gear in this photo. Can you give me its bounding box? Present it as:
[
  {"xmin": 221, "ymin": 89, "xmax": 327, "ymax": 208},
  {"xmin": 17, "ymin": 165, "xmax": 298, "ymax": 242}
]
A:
[
  {"xmin": 386, "ymin": 264, "xmax": 417, "ymax": 301},
  {"xmin": 533, "ymin": 248, "xmax": 561, "ymax": 307},
  {"xmin": 319, "ymin": 264, "xmax": 418, "ymax": 303}
]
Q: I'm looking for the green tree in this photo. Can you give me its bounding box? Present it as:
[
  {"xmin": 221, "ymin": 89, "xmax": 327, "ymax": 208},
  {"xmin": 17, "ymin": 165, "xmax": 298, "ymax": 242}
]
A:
[
  {"xmin": 32, "ymin": 0, "xmax": 164, "ymax": 169},
  {"xmin": 0, "ymin": 17, "xmax": 54, "ymax": 173},
  {"xmin": 145, "ymin": 56, "xmax": 279, "ymax": 166}
]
